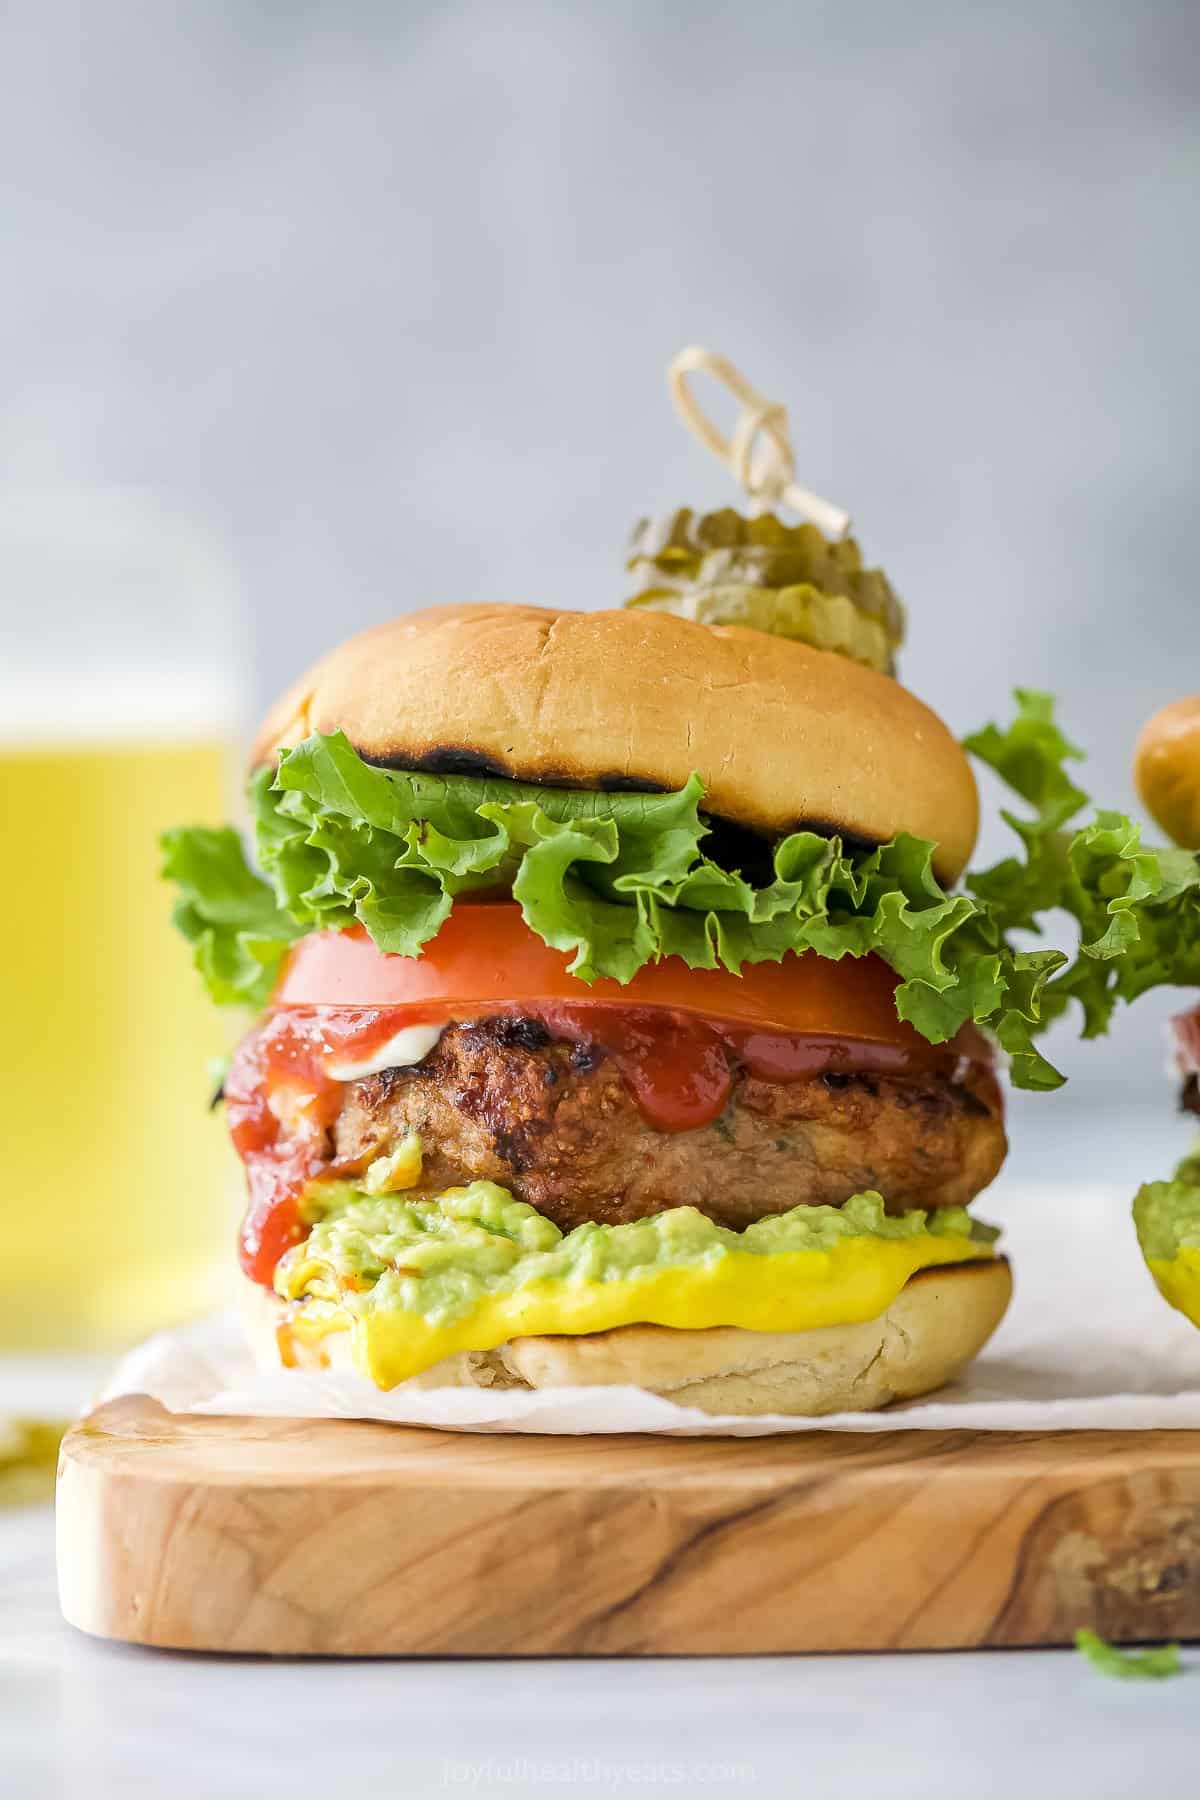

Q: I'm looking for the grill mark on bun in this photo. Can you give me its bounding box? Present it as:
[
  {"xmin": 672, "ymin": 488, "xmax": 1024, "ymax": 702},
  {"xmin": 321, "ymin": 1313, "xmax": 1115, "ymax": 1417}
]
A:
[
  {"xmin": 350, "ymin": 745, "xmax": 885, "ymax": 883},
  {"xmin": 597, "ymin": 773, "xmax": 669, "ymax": 794},
  {"xmin": 361, "ymin": 745, "xmax": 514, "ymax": 781},
  {"xmin": 359, "ymin": 746, "xmax": 674, "ymax": 799}
]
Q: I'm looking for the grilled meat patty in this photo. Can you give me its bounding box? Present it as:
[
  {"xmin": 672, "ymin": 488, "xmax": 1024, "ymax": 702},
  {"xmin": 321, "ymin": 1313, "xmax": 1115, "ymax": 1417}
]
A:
[{"xmin": 331, "ymin": 1015, "xmax": 1005, "ymax": 1231}]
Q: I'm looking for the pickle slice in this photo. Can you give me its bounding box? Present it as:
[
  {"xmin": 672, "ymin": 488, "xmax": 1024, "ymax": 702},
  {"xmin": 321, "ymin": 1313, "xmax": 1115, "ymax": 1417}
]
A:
[
  {"xmin": 0, "ymin": 1417, "xmax": 65, "ymax": 1508},
  {"xmin": 627, "ymin": 584, "xmax": 894, "ymax": 672},
  {"xmin": 625, "ymin": 508, "xmax": 905, "ymax": 673}
]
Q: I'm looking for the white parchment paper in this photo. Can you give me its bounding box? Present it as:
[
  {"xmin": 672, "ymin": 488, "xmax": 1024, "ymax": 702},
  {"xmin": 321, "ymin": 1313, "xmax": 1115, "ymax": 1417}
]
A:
[{"xmin": 102, "ymin": 1181, "xmax": 1200, "ymax": 1435}]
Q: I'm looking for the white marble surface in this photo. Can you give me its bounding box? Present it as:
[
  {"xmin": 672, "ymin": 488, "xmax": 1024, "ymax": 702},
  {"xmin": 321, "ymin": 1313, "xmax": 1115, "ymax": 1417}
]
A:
[{"xmin": 4, "ymin": 1115, "xmax": 1199, "ymax": 1798}]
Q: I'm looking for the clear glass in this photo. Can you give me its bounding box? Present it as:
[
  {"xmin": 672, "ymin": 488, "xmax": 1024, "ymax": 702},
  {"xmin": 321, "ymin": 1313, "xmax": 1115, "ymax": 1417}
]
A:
[{"xmin": 0, "ymin": 490, "xmax": 244, "ymax": 1349}]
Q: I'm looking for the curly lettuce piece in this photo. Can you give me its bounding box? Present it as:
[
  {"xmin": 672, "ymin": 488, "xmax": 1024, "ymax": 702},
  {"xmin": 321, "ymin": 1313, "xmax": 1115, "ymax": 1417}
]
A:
[
  {"xmin": 1075, "ymin": 1628, "xmax": 1182, "ymax": 1680},
  {"xmin": 267, "ymin": 733, "xmax": 712, "ymax": 981},
  {"xmin": 256, "ymin": 735, "xmax": 1076, "ymax": 1077},
  {"xmin": 966, "ymin": 692, "xmax": 1200, "ymax": 1040},
  {"xmin": 162, "ymin": 693, "xmax": 1200, "ymax": 1093},
  {"xmin": 160, "ymin": 821, "xmax": 301, "ymax": 1012}
]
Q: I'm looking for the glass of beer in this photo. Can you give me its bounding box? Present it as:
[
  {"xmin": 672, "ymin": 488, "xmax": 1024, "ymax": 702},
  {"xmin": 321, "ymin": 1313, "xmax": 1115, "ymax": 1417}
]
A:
[{"xmin": 0, "ymin": 491, "xmax": 244, "ymax": 1349}]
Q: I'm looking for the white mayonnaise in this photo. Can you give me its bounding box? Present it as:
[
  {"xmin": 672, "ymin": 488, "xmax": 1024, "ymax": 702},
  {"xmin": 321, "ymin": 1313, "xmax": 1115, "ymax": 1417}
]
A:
[{"xmin": 326, "ymin": 1023, "xmax": 446, "ymax": 1082}]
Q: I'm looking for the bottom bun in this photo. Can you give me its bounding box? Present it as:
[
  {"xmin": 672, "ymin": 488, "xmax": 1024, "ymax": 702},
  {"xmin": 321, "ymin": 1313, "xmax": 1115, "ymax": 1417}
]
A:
[{"xmin": 242, "ymin": 1257, "xmax": 1012, "ymax": 1418}]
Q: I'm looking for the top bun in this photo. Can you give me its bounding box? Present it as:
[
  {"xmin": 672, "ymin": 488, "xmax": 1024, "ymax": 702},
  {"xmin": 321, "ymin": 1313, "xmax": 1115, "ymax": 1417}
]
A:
[
  {"xmin": 1134, "ymin": 695, "xmax": 1200, "ymax": 849},
  {"xmin": 252, "ymin": 604, "xmax": 979, "ymax": 881}
]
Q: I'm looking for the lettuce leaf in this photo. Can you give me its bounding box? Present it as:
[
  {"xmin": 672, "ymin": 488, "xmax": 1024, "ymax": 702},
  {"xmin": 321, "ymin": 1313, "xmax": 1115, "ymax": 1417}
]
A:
[
  {"xmin": 161, "ymin": 693, "xmax": 1200, "ymax": 1086},
  {"xmin": 160, "ymin": 823, "xmax": 301, "ymax": 1009},
  {"xmin": 1074, "ymin": 1628, "xmax": 1182, "ymax": 1681},
  {"xmin": 965, "ymin": 692, "xmax": 1200, "ymax": 1040}
]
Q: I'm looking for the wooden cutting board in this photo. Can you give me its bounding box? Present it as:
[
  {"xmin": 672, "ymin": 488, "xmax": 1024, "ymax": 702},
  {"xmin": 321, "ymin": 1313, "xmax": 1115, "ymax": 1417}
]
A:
[{"xmin": 56, "ymin": 1395, "xmax": 1200, "ymax": 1656}]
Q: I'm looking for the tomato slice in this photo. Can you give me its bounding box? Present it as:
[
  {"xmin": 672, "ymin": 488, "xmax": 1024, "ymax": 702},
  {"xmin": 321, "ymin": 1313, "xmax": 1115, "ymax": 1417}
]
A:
[{"xmin": 275, "ymin": 900, "xmax": 938, "ymax": 1055}]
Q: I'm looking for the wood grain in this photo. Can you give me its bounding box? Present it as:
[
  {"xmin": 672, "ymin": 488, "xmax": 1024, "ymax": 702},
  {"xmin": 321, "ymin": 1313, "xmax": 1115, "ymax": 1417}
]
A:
[{"xmin": 56, "ymin": 1396, "xmax": 1200, "ymax": 1656}]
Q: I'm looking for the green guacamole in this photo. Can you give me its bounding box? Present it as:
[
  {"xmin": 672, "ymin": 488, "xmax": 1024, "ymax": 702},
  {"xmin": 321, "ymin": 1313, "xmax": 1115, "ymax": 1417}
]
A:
[
  {"xmin": 278, "ymin": 1183, "xmax": 996, "ymax": 1330},
  {"xmin": 1133, "ymin": 1162, "xmax": 1200, "ymax": 1262}
]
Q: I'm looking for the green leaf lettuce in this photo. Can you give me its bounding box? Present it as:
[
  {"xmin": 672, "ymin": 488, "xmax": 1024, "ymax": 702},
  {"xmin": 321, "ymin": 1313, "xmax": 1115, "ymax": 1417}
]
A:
[
  {"xmin": 1074, "ymin": 1628, "xmax": 1183, "ymax": 1681},
  {"xmin": 161, "ymin": 692, "xmax": 1200, "ymax": 1089}
]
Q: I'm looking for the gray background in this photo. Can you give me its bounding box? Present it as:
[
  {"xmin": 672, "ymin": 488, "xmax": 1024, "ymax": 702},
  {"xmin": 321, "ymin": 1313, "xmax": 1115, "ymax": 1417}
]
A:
[{"xmin": 3, "ymin": 0, "xmax": 1198, "ymax": 1127}]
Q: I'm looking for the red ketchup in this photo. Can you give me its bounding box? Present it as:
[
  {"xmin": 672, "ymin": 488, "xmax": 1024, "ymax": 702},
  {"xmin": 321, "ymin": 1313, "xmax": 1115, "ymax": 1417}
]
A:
[
  {"xmin": 224, "ymin": 1007, "xmax": 424, "ymax": 1285},
  {"xmin": 225, "ymin": 1000, "xmax": 1000, "ymax": 1287}
]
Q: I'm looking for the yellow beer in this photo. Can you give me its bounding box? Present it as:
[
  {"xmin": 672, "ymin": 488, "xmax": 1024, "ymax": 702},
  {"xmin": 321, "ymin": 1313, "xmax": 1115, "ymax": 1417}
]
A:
[{"xmin": 0, "ymin": 738, "xmax": 240, "ymax": 1347}]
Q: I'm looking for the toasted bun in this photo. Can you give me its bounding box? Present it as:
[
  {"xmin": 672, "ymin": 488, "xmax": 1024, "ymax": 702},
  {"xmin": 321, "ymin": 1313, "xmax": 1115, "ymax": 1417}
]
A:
[
  {"xmin": 241, "ymin": 1258, "xmax": 1011, "ymax": 1419},
  {"xmin": 252, "ymin": 604, "xmax": 979, "ymax": 882},
  {"xmin": 1134, "ymin": 695, "xmax": 1200, "ymax": 849}
]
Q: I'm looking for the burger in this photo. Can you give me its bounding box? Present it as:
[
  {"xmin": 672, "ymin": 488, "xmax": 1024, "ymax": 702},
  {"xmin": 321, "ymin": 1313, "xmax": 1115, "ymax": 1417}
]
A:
[
  {"xmin": 1131, "ymin": 696, "xmax": 1200, "ymax": 1330},
  {"xmin": 163, "ymin": 515, "xmax": 1196, "ymax": 1417}
]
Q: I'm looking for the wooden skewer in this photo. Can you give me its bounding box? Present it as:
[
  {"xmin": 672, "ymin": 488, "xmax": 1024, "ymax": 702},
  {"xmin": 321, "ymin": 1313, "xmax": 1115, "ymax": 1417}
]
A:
[{"xmin": 667, "ymin": 345, "xmax": 852, "ymax": 540}]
